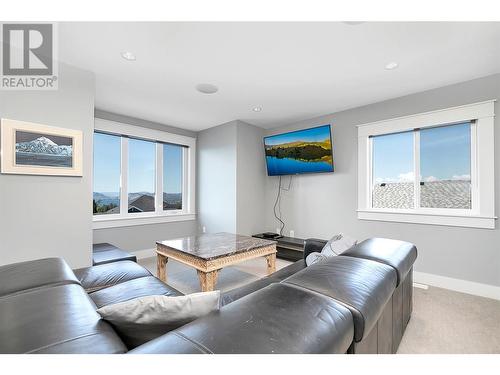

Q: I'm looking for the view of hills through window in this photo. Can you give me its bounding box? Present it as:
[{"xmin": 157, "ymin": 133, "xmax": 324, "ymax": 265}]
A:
[
  {"xmin": 93, "ymin": 133, "xmax": 184, "ymax": 215},
  {"xmin": 163, "ymin": 144, "xmax": 183, "ymax": 210},
  {"xmin": 93, "ymin": 133, "xmax": 121, "ymax": 215},
  {"xmin": 372, "ymin": 122, "xmax": 471, "ymax": 210},
  {"xmin": 128, "ymin": 138, "xmax": 156, "ymax": 213}
]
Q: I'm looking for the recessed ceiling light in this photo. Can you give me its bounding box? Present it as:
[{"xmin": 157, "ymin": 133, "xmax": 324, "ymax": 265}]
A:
[
  {"xmin": 385, "ymin": 62, "xmax": 399, "ymax": 70},
  {"xmin": 196, "ymin": 83, "xmax": 218, "ymax": 94},
  {"xmin": 253, "ymin": 106, "xmax": 262, "ymax": 112},
  {"xmin": 121, "ymin": 51, "xmax": 136, "ymax": 61}
]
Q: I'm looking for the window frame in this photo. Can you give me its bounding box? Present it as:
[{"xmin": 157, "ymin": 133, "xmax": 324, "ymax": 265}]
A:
[
  {"xmin": 357, "ymin": 100, "xmax": 496, "ymax": 229},
  {"xmin": 92, "ymin": 119, "xmax": 196, "ymax": 229}
]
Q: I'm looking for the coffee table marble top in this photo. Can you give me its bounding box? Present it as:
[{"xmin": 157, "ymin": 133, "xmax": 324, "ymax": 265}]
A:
[{"xmin": 156, "ymin": 232, "xmax": 276, "ymax": 260}]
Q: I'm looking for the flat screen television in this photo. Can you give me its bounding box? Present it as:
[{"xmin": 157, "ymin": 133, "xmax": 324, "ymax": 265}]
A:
[{"xmin": 264, "ymin": 124, "xmax": 334, "ymax": 176}]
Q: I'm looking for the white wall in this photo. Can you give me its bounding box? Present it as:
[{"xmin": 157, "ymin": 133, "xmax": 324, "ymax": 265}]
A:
[
  {"xmin": 197, "ymin": 120, "xmax": 267, "ymax": 235},
  {"xmin": 236, "ymin": 122, "xmax": 267, "ymax": 235},
  {"xmin": 93, "ymin": 220, "xmax": 199, "ymax": 254},
  {"xmin": 263, "ymin": 74, "xmax": 500, "ymax": 289},
  {"xmin": 0, "ymin": 63, "xmax": 95, "ymax": 268},
  {"xmin": 197, "ymin": 121, "xmax": 238, "ymax": 233}
]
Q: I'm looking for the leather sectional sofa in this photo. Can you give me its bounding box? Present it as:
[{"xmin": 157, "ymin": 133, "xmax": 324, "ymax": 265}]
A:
[{"xmin": 0, "ymin": 237, "xmax": 416, "ymax": 354}]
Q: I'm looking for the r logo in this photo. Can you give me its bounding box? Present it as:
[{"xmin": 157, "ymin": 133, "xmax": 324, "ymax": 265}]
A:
[{"xmin": 2, "ymin": 23, "xmax": 53, "ymax": 76}]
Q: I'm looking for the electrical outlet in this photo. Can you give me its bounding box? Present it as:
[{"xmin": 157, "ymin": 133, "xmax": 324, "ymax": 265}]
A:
[
  {"xmin": 202, "ymin": 226, "xmax": 206, "ymax": 233},
  {"xmin": 289, "ymin": 230, "xmax": 295, "ymax": 238},
  {"xmin": 276, "ymin": 228, "xmax": 280, "ymax": 235}
]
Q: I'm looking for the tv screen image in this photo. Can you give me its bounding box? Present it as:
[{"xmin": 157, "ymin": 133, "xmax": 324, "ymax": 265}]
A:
[{"xmin": 264, "ymin": 124, "xmax": 334, "ymax": 176}]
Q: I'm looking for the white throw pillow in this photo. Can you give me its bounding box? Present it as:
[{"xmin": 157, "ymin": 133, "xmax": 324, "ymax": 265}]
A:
[
  {"xmin": 305, "ymin": 252, "xmax": 328, "ymax": 266},
  {"xmin": 97, "ymin": 291, "xmax": 220, "ymax": 349},
  {"xmin": 321, "ymin": 233, "xmax": 358, "ymax": 257}
]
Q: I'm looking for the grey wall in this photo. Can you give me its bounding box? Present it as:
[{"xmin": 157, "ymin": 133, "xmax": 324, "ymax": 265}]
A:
[
  {"xmin": 236, "ymin": 121, "xmax": 267, "ymax": 235},
  {"xmin": 264, "ymin": 74, "xmax": 500, "ymax": 287},
  {"xmin": 198, "ymin": 120, "xmax": 238, "ymax": 233},
  {"xmin": 93, "ymin": 220, "xmax": 199, "ymax": 253},
  {"xmin": 92, "ymin": 110, "xmax": 198, "ymax": 252},
  {"xmin": 95, "ymin": 109, "xmax": 197, "ymax": 138},
  {"xmin": 197, "ymin": 120, "xmax": 267, "ymax": 235},
  {"xmin": 0, "ymin": 63, "xmax": 95, "ymax": 268}
]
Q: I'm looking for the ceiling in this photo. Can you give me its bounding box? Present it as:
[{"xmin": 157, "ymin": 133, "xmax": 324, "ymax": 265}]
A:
[{"xmin": 58, "ymin": 22, "xmax": 500, "ymax": 131}]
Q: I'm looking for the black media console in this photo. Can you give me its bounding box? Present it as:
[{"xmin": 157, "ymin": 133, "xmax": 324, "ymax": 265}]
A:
[{"xmin": 252, "ymin": 234, "xmax": 305, "ymax": 261}]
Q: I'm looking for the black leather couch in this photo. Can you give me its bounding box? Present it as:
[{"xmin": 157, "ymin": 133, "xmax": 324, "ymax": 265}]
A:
[{"xmin": 0, "ymin": 237, "xmax": 416, "ymax": 354}]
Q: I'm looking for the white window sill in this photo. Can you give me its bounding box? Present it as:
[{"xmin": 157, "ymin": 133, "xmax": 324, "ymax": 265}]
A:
[
  {"xmin": 92, "ymin": 213, "xmax": 196, "ymax": 229},
  {"xmin": 357, "ymin": 209, "xmax": 496, "ymax": 229}
]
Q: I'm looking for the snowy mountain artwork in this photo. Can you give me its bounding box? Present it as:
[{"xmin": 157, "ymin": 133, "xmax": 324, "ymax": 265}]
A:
[
  {"xmin": 1, "ymin": 119, "xmax": 83, "ymax": 176},
  {"xmin": 15, "ymin": 131, "xmax": 73, "ymax": 167}
]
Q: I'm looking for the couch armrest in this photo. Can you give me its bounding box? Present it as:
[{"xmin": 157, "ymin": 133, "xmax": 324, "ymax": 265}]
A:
[{"xmin": 303, "ymin": 238, "xmax": 328, "ymax": 260}]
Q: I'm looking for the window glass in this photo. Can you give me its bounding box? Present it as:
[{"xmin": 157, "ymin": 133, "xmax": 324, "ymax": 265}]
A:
[
  {"xmin": 128, "ymin": 138, "xmax": 156, "ymax": 213},
  {"xmin": 163, "ymin": 144, "xmax": 183, "ymax": 210},
  {"xmin": 372, "ymin": 131, "xmax": 414, "ymax": 209},
  {"xmin": 420, "ymin": 123, "xmax": 471, "ymax": 209},
  {"xmin": 93, "ymin": 133, "xmax": 121, "ymax": 215}
]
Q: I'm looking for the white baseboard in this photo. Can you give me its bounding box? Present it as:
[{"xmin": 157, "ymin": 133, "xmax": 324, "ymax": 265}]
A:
[
  {"xmin": 133, "ymin": 248, "xmax": 156, "ymax": 260},
  {"xmin": 414, "ymin": 271, "xmax": 500, "ymax": 301}
]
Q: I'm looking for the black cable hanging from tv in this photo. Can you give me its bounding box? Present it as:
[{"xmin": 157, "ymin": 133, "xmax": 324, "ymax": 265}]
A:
[{"xmin": 273, "ymin": 175, "xmax": 292, "ymax": 236}]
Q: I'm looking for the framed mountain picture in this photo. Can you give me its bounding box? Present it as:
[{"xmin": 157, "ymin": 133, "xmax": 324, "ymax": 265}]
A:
[{"xmin": 1, "ymin": 119, "xmax": 83, "ymax": 176}]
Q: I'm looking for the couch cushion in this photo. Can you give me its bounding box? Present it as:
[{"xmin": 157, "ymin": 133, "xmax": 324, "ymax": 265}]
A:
[
  {"xmin": 89, "ymin": 276, "xmax": 183, "ymax": 309},
  {"xmin": 0, "ymin": 284, "xmax": 126, "ymax": 354},
  {"xmin": 0, "ymin": 257, "xmax": 80, "ymax": 298},
  {"xmin": 221, "ymin": 260, "xmax": 306, "ymax": 306},
  {"xmin": 221, "ymin": 276, "xmax": 277, "ymax": 306},
  {"xmin": 132, "ymin": 283, "xmax": 354, "ymax": 354},
  {"xmin": 98, "ymin": 291, "xmax": 220, "ymax": 349},
  {"xmin": 283, "ymin": 256, "xmax": 397, "ymax": 342},
  {"xmin": 272, "ymin": 259, "xmax": 306, "ymax": 279},
  {"xmin": 93, "ymin": 243, "xmax": 137, "ymax": 266},
  {"xmin": 74, "ymin": 261, "xmax": 151, "ymax": 293},
  {"xmin": 341, "ymin": 238, "xmax": 417, "ymax": 286},
  {"xmin": 128, "ymin": 331, "xmax": 210, "ymax": 354}
]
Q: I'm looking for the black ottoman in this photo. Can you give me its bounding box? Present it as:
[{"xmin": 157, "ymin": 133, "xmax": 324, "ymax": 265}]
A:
[{"xmin": 92, "ymin": 243, "xmax": 137, "ymax": 266}]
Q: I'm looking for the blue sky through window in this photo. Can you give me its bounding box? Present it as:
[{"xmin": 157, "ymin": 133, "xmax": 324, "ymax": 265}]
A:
[
  {"xmin": 372, "ymin": 131, "xmax": 414, "ymax": 184},
  {"xmin": 93, "ymin": 133, "xmax": 121, "ymax": 194},
  {"xmin": 420, "ymin": 122, "xmax": 470, "ymax": 181},
  {"xmin": 128, "ymin": 138, "xmax": 155, "ymax": 194},
  {"xmin": 94, "ymin": 133, "xmax": 184, "ymax": 195},
  {"xmin": 372, "ymin": 122, "xmax": 471, "ymax": 184},
  {"xmin": 163, "ymin": 144, "xmax": 183, "ymax": 194}
]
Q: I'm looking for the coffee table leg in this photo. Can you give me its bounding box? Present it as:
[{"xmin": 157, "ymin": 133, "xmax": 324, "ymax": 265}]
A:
[
  {"xmin": 157, "ymin": 253, "xmax": 168, "ymax": 282},
  {"xmin": 265, "ymin": 253, "xmax": 276, "ymax": 275},
  {"xmin": 197, "ymin": 270, "xmax": 219, "ymax": 292}
]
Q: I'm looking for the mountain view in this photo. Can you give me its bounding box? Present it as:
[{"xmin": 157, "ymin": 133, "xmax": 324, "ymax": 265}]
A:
[
  {"xmin": 16, "ymin": 136, "xmax": 72, "ymax": 156},
  {"xmin": 16, "ymin": 136, "xmax": 73, "ymax": 167},
  {"xmin": 265, "ymin": 138, "xmax": 332, "ymax": 163},
  {"xmin": 93, "ymin": 192, "xmax": 182, "ymax": 214}
]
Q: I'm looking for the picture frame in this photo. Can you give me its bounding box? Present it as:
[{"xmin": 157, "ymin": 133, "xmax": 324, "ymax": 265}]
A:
[{"xmin": 1, "ymin": 118, "xmax": 83, "ymax": 176}]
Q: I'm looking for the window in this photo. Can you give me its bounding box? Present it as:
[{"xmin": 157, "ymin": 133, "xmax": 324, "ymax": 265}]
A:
[
  {"xmin": 128, "ymin": 138, "xmax": 156, "ymax": 213},
  {"xmin": 163, "ymin": 144, "xmax": 183, "ymax": 211},
  {"xmin": 372, "ymin": 131, "xmax": 414, "ymax": 209},
  {"xmin": 420, "ymin": 123, "xmax": 471, "ymax": 209},
  {"xmin": 358, "ymin": 101, "xmax": 495, "ymax": 229},
  {"xmin": 93, "ymin": 133, "xmax": 121, "ymax": 215},
  {"xmin": 93, "ymin": 119, "xmax": 196, "ymax": 228},
  {"xmin": 371, "ymin": 123, "xmax": 472, "ymax": 211}
]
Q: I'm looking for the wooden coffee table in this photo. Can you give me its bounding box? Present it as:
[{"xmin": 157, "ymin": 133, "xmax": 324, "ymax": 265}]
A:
[{"xmin": 156, "ymin": 232, "xmax": 277, "ymax": 292}]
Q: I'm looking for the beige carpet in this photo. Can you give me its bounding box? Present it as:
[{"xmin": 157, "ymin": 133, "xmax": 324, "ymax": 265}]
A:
[{"xmin": 139, "ymin": 257, "xmax": 500, "ymax": 354}]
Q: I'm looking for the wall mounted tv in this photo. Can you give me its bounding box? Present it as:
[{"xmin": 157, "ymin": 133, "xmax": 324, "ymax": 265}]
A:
[{"xmin": 264, "ymin": 124, "xmax": 334, "ymax": 176}]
